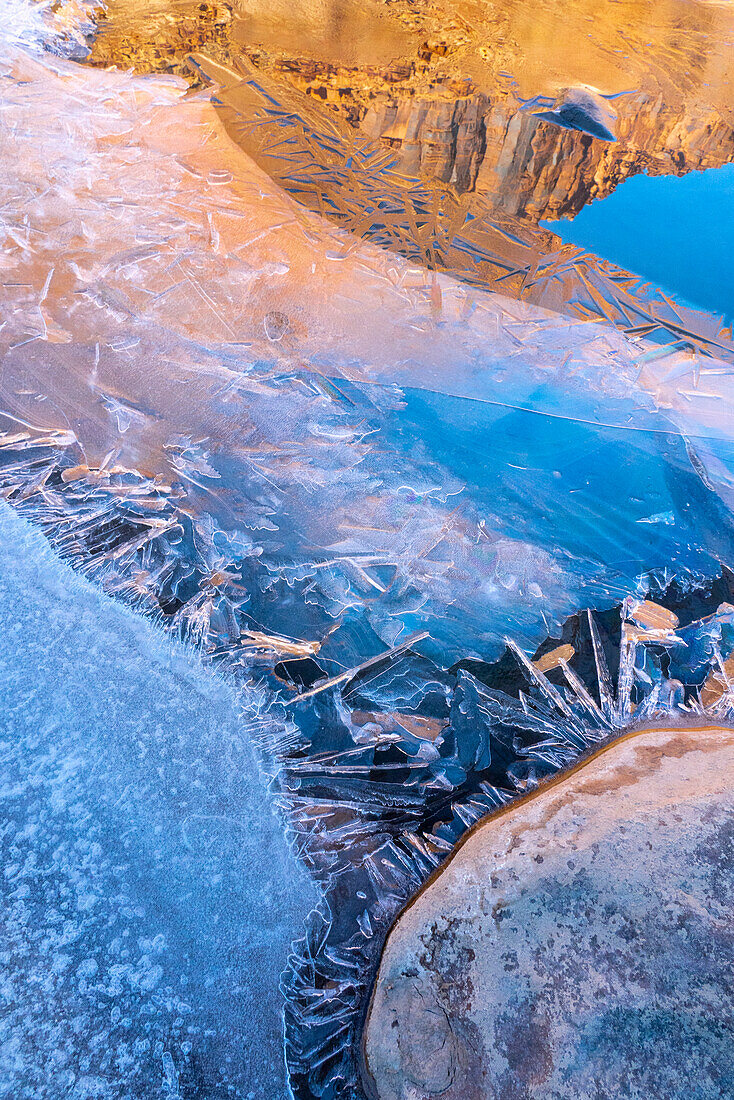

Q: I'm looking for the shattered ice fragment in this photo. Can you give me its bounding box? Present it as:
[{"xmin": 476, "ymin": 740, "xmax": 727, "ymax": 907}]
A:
[{"xmin": 638, "ymin": 510, "xmax": 676, "ymax": 526}]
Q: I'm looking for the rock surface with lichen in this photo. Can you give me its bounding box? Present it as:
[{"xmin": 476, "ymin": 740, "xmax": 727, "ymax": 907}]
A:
[{"xmin": 363, "ymin": 725, "xmax": 734, "ymax": 1100}]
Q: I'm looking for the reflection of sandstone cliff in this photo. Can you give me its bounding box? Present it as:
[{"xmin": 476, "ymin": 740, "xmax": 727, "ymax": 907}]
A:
[
  {"xmin": 193, "ymin": 53, "xmax": 733, "ymax": 360},
  {"xmin": 361, "ymin": 90, "xmax": 734, "ymax": 219},
  {"xmin": 87, "ymin": 1, "xmax": 734, "ymax": 222},
  {"xmin": 361, "ymin": 94, "xmax": 488, "ymax": 190},
  {"xmin": 480, "ymin": 94, "xmax": 734, "ymax": 220}
]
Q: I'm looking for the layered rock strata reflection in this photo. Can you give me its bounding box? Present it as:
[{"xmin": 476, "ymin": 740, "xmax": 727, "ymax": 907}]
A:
[{"xmin": 87, "ymin": 0, "xmax": 734, "ymax": 220}]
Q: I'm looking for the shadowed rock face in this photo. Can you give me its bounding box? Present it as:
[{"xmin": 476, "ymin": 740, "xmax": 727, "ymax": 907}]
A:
[{"xmin": 363, "ymin": 725, "xmax": 734, "ymax": 1100}]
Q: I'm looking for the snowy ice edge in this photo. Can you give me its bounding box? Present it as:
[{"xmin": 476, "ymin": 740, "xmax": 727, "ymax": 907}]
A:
[{"xmin": 0, "ymin": 498, "xmax": 322, "ymax": 1099}]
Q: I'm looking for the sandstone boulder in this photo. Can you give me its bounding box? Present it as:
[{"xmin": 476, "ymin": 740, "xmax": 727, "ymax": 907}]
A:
[{"xmin": 363, "ymin": 725, "xmax": 734, "ymax": 1100}]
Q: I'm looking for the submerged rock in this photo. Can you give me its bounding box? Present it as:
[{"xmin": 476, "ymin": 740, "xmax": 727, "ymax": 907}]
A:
[{"xmin": 363, "ymin": 724, "xmax": 734, "ymax": 1100}]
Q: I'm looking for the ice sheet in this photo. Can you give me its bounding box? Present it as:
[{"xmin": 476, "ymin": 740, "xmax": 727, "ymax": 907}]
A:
[
  {"xmin": 2, "ymin": 8, "xmax": 734, "ymax": 1100},
  {"xmin": 0, "ymin": 501, "xmax": 317, "ymax": 1099},
  {"xmin": 2, "ymin": 30, "xmax": 734, "ymax": 675}
]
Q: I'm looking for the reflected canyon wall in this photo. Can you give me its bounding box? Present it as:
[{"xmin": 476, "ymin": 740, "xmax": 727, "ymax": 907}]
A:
[
  {"xmin": 87, "ymin": 0, "xmax": 734, "ymax": 220},
  {"xmin": 362, "ymin": 90, "xmax": 734, "ymax": 219}
]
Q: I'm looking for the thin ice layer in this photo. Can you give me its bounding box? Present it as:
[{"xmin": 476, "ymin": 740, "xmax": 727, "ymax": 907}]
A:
[
  {"xmin": 0, "ymin": 502, "xmax": 317, "ymax": 1100},
  {"xmin": 198, "ymin": 53, "xmax": 734, "ymax": 361},
  {"xmin": 1, "ymin": 33, "xmax": 734, "ymax": 674}
]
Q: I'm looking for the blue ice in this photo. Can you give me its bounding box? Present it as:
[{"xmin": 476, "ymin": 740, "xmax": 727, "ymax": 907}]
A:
[{"xmin": 0, "ymin": 503, "xmax": 317, "ymax": 1100}]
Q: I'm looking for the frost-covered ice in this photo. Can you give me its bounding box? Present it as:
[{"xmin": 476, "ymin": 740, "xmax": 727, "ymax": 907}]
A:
[{"xmin": 0, "ymin": 503, "xmax": 317, "ymax": 1099}]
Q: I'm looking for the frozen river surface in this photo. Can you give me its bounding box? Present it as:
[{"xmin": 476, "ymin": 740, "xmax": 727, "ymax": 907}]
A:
[{"xmin": 1, "ymin": 4, "xmax": 734, "ymax": 1100}]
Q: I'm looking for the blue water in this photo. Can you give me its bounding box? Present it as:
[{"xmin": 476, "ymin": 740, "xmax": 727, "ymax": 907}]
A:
[{"xmin": 542, "ymin": 163, "xmax": 734, "ymax": 325}]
